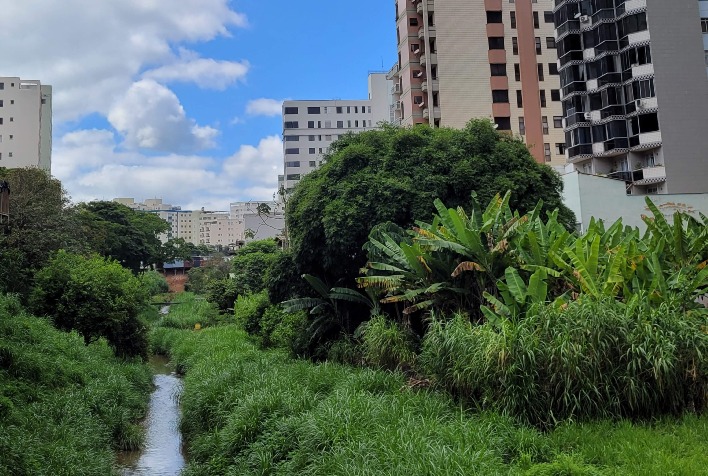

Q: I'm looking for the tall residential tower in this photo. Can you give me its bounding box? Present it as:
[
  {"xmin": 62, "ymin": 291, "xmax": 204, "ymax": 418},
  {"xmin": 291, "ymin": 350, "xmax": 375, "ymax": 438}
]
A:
[
  {"xmin": 389, "ymin": 0, "xmax": 566, "ymax": 167},
  {"xmin": 0, "ymin": 77, "xmax": 52, "ymax": 172},
  {"xmin": 554, "ymin": 0, "xmax": 708, "ymax": 194}
]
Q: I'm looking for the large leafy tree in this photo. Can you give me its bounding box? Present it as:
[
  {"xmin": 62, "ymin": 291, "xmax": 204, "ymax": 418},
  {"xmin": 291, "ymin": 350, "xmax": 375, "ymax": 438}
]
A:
[
  {"xmin": 0, "ymin": 168, "xmax": 85, "ymax": 297},
  {"xmin": 287, "ymin": 119, "xmax": 575, "ymax": 287},
  {"xmin": 77, "ymin": 201, "xmax": 169, "ymax": 273}
]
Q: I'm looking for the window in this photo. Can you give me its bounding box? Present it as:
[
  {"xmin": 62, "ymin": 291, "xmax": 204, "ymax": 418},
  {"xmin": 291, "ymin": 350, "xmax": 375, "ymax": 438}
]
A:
[
  {"xmin": 519, "ymin": 117, "xmax": 526, "ymax": 135},
  {"xmin": 337, "ymin": 120, "xmax": 344, "ymax": 128},
  {"xmin": 414, "ymin": 95, "xmax": 424, "ymax": 105},
  {"xmin": 355, "ymin": 120, "xmax": 359, "ymax": 127},
  {"xmin": 537, "ymin": 64, "xmax": 544, "ymax": 81},
  {"xmin": 544, "ymin": 143, "xmax": 551, "ymax": 162},
  {"xmin": 488, "ymin": 37, "xmax": 505, "ymax": 49},
  {"xmin": 540, "ymin": 90, "xmax": 547, "ymax": 107},
  {"xmin": 285, "ymin": 161, "xmax": 301, "ymax": 167},
  {"xmin": 553, "ymin": 116, "xmax": 563, "ymax": 128},
  {"xmin": 544, "ymin": 11, "xmax": 554, "ymax": 23},
  {"xmin": 702, "ymin": 18, "xmax": 708, "ymax": 33},
  {"xmin": 307, "ymin": 121, "xmax": 315, "ymax": 128},
  {"xmin": 347, "ymin": 106, "xmax": 351, "ymax": 113},
  {"xmin": 490, "ymin": 63, "xmax": 507, "ymax": 77},
  {"xmin": 510, "ymin": 12, "xmax": 516, "ymax": 28},
  {"xmin": 533, "ymin": 12, "xmax": 539, "ymax": 29},
  {"xmin": 354, "ymin": 106, "xmax": 358, "ymax": 113},
  {"xmin": 309, "ymin": 161, "xmax": 316, "ymax": 167},
  {"xmin": 512, "ymin": 37, "xmax": 518, "ymax": 55},
  {"xmin": 514, "ymin": 63, "xmax": 520, "ymax": 81},
  {"xmin": 494, "ymin": 117, "xmax": 512, "ymax": 130},
  {"xmin": 323, "ymin": 107, "xmax": 328, "ymax": 114},
  {"xmin": 325, "ymin": 135, "xmax": 332, "ymax": 140},
  {"xmin": 492, "ymin": 90, "xmax": 509, "ymax": 103},
  {"xmin": 307, "ymin": 107, "xmax": 321, "ymax": 114},
  {"xmin": 284, "ymin": 106, "xmax": 298, "ymax": 114},
  {"xmin": 535, "ymin": 37, "xmax": 542, "ymax": 54},
  {"xmin": 286, "ymin": 174, "xmax": 301, "ymax": 181},
  {"xmin": 284, "ymin": 121, "xmax": 298, "ymax": 128},
  {"xmin": 516, "ymin": 90, "xmax": 523, "ymax": 107},
  {"xmin": 542, "ymin": 116, "xmax": 549, "ymax": 134},
  {"xmin": 549, "ymin": 63, "xmax": 558, "ymax": 75},
  {"xmin": 487, "ymin": 11, "xmax": 503, "ymax": 23},
  {"xmin": 409, "ymin": 17, "xmax": 418, "ymax": 26},
  {"xmin": 336, "ymin": 106, "xmax": 343, "ymax": 113},
  {"xmin": 546, "ymin": 37, "xmax": 556, "ymax": 49},
  {"xmin": 550, "ymin": 89, "xmax": 561, "ymax": 101},
  {"xmin": 325, "ymin": 120, "xmax": 331, "ymax": 128},
  {"xmin": 410, "ymin": 43, "xmax": 420, "ymax": 52},
  {"xmin": 284, "ymin": 135, "xmax": 299, "ymax": 141},
  {"xmin": 309, "ymin": 135, "xmax": 315, "ymax": 141},
  {"xmin": 0, "ymin": 83, "xmax": 3, "ymax": 90},
  {"xmin": 0, "ymin": 100, "xmax": 3, "ymax": 107},
  {"xmin": 309, "ymin": 148, "xmax": 316, "ymax": 154},
  {"xmin": 285, "ymin": 148, "xmax": 300, "ymax": 154}
]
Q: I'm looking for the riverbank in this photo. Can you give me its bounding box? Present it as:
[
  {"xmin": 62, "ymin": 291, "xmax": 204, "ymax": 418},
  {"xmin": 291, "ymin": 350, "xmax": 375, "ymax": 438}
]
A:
[
  {"xmin": 0, "ymin": 294, "xmax": 152, "ymax": 476},
  {"xmin": 151, "ymin": 323, "xmax": 708, "ymax": 475}
]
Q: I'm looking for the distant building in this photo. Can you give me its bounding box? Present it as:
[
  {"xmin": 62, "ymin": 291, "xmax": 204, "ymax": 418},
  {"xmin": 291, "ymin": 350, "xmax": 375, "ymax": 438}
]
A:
[
  {"xmin": 554, "ymin": 0, "xmax": 708, "ymax": 195},
  {"xmin": 388, "ymin": 0, "xmax": 566, "ymax": 168},
  {"xmin": 281, "ymin": 72, "xmax": 392, "ymax": 192},
  {"xmin": 230, "ymin": 201, "xmax": 285, "ymax": 242},
  {"xmin": 0, "ymin": 77, "xmax": 52, "ymax": 171}
]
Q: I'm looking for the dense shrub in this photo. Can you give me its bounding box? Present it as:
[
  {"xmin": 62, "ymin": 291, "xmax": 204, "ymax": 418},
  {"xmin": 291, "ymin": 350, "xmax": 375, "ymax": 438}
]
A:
[
  {"xmin": 30, "ymin": 251, "xmax": 149, "ymax": 359},
  {"xmin": 421, "ymin": 299, "xmax": 708, "ymax": 426},
  {"xmin": 139, "ymin": 270, "xmax": 169, "ymax": 296},
  {"xmin": 264, "ymin": 250, "xmax": 310, "ymax": 304},
  {"xmin": 205, "ymin": 278, "xmax": 239, "ymax": 313},
  {"xmin": 0, "ymin": 294, "xmax": 152, "ymax": 475},
  {"xmin": 259, "ymin": 305, "xmax": 308, "ymax": 351},
  {"xmin": 234, "ymin": 290, "xmax": 270, "ymax": 335},
  {"xmin": 360, "ymin": 315, "xmax": 417, "ymax": 371}
]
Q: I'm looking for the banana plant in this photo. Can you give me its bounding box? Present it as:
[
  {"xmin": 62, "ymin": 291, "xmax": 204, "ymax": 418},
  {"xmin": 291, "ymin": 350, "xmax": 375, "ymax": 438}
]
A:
[{"xmin": 481, "ymin": 266, "xmax": 557, "ymax": 326}]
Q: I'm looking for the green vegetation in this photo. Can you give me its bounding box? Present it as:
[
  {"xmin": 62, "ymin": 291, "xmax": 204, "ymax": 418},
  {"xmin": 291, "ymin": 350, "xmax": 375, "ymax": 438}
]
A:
[
  {"xmin": 151, "ymin": 322, "xmax": 708, "ymax": 475},
  {"xmin": 0, "ymin": 294, "xmax": 152, "ymax": 476},
  {"xmin": 158, "ymin": 292, "xmax": 221, "ymax": 330},
  {"xmin": 30, "ymin": 251, "xmax": 151, "ymax": 359}
]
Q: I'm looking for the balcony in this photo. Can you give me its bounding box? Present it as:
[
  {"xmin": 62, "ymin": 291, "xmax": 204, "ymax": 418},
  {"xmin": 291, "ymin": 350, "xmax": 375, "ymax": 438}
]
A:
[
  {"xmin": 386, "ymin": 63, "xmax": 400, "ymax": 80},
  {"xmin": 391, "ymin": 83, "xmax": 402, "ymax": 94},
  {"xmin": 418, "ymin": 27, "xmax": 425, "ymax": 39},
  {"xmin": 630, "ymin": 131, "xmax": 662, "ymax": 149},
  {"xmin": 422, "ymin": 106, "xmax": 441, "ymax": 119},
  {"xmin": 419, "ymin": 52, "xmax": 436, "ymax": 67},
  {"xmin": 421, "ymin": 79, "xmax": 439, "ymax": 92}
]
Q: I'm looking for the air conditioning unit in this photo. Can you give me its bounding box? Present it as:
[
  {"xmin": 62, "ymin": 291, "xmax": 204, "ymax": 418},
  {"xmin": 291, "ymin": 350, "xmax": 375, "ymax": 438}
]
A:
[
  {"xmin": 583, "ymin": 112, "xmax": 592, "ymax": 120},
  {"xmin": 635, "ymin": 99, "xmax": 646, "ymax": 109},
  {"xmin": 579, "ymin": 15, "xmax": 590, "ymax": 23},
  {"xmin": 417, "ymin": 101, "xmax": 426, "ymax": 108},
  {"xmin": 412, "ymin": 48, "xmax": 421, "ymax": 55}
]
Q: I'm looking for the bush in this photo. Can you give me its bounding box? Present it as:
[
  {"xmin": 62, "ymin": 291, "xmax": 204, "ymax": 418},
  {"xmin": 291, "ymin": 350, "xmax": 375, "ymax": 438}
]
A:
[
  {"xmin": 139, "ymin": 270, "xmax": 169, "ymax": 296},
  {"xmin": 205, "ymin": 278, "xmax": 239, "ymax": 313},
  {"xmin": 361, "ymin": 315, "xmax": 417, "ymax": 371},
  {"xmin": 30, "ymin": 251, "xmax": 149, "ymax": 359},
  {"xmin": 234, "ymin": 290, "xmax": 270, "ymax": 336},
  {"xmin": 158, "ymin": 293, "xmax": 221, "ymax": 330},
  {"xmin": 259, "ymin": 305, "xmax": 308, "ymax": 351}
]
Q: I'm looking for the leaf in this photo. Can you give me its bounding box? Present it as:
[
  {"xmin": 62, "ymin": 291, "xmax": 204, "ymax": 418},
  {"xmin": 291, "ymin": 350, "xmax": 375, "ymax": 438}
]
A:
[
  {"xmin": 329, "ymin": 287, "xmax": 372, "ymax": 307},
  {"xmin": 302, "ymin": 274, "xmax": 331, "ymax": 300},
  {"xmin": 281, "ymin": 297, "xmax": 327, "ymax": 313},
  {"xmin": 451, "ymin": 261, "xmax": 484, "ymax": 277},
  {"xmin": 504, "ymin": 267, "xmax": 528, "ymax": 304}
]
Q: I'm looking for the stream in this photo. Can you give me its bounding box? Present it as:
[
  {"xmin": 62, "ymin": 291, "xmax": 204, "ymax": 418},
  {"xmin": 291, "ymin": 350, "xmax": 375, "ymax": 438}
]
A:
[{"xmin": 117, "ymin": 336, "xmax": 185, "ymax": 475}]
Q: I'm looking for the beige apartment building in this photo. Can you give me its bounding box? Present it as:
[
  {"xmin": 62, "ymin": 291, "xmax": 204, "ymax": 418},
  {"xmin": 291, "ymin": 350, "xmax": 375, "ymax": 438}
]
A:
[
  {"xmin": 389, "ymin": 0, "xmax": 566, "ymax": 167},
  {"xmin": 0, "ymin": 77, "xmax": 52, "ymax": 171}
]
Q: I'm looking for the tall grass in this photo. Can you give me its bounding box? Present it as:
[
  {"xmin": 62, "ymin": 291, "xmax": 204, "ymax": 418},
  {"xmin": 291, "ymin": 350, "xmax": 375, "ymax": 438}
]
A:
[
  {"xmin": 156, "ymin": 292, "xmax": 221, "ymax": 330},
  {"xmin": 0, "ymin": 294, "xmax": 152, "ymax": 476}
]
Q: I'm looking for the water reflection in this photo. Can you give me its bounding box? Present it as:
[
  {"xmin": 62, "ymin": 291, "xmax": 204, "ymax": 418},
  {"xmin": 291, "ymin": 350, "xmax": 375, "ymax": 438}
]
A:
[{"xmin": 118, "ymin": 355, "xmax": 185, "ymax": 476}]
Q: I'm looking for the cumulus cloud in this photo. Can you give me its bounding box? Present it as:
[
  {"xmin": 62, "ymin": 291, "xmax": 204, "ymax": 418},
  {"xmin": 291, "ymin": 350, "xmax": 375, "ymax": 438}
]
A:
[
  {"xmin": 0, "ymin": 0, "xmax": 247, "ymax": 121},
  {"xmin": 246, "ymin": 98, "xmax": 284, "ymax": 117},
  {"xmin": 53, "ymin": 129, "xmax": 281, "ymax": 209},
  {"xmin": 143, "ymin": 52, "xmax": 249, "ymax": 90},
  {"xmin": 107, "ymin": 80, "xmax": 218, "ymax": 152}
]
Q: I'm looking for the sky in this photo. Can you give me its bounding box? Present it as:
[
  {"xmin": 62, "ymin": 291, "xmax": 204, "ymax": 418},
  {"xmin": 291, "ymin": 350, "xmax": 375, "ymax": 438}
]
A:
[{"xmin": 0, "ymin": 0, "xmax": 396, "ymax": 211}]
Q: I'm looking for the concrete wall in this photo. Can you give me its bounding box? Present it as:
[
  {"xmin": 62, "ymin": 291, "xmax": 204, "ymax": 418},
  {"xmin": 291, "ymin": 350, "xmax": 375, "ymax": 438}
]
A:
[
  {"xmin": 563, "ymin": 171, "xmax": 708, "ymax": 231},
  {"xmin": 646, "ymin": 0, "xmax": 708, "ymax": 193}
]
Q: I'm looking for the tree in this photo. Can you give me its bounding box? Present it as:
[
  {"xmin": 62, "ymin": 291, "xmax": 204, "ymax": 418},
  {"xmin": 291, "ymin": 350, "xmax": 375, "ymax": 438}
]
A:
[
  {"xmin": 30, "ymin": 251, "xmax": 150, "ymax": 359},
  {"xmin": 77, "ymin": 201, "xmax": 169, "ymax": 273},
  {"xmin": 287, "ymin": 120, "xmax": 575, "ymax": 288},
  {"xmin": 0, "ymin": 168, "xmax": 85, "ymax": 298}
]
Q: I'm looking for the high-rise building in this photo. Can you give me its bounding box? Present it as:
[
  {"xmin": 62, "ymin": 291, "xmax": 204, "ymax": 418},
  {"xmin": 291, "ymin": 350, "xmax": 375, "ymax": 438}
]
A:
[
  {"xmin": 0, "ymin": 77, "xmax": 52, "ymax": 172},
  {"xmin": 389, "ymin": 0, "xmax": 566, "ymax": 167},
  {"xmin": 554, "ymin": 0, "xmax": 708, "ymax": 195},
  {"xmin": 281, "ymin": 73, "xmax": 392, "ymax": 192}
]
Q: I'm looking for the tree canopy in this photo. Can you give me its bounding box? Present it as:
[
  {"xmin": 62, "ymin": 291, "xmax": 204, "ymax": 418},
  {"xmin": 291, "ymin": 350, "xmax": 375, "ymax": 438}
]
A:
[{"xmin": 287, "ymin": 119, "xmax": 575, "ymax": 287}]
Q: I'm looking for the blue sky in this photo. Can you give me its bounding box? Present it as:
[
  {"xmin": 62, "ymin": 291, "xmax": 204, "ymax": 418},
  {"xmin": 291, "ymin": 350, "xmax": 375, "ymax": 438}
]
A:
[{"xmin": 0, "ymin": 1, "xmax": 396, "ymax": 210}]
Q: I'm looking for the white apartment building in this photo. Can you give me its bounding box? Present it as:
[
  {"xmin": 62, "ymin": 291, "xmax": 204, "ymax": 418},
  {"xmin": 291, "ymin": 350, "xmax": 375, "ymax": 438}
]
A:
[
  {"xmin": 230, "ymin": 201, "xmax": 286, "ymax": 242},
  {"xmin": 0, "ymin": 77, "xmax": 52, "ymax": 171},
  {"xmin": 281, "ymin": 73, "xmax": 392, "ymax": 192}
]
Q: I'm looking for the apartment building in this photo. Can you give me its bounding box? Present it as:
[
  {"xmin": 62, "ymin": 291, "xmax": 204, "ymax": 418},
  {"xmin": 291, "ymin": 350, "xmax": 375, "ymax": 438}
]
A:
[
  {"xmin": 281, "ymin": 73, "xmax": 392, "ymax": 192},
  {"xmin": 554, "ymin": 0, "xmax": 708, "ymax": 194},
  {"xmin": 389, "ymin": 0, "xmax": 566, "ymax": 167},
  {"xmin": 230, "ymin": 200, "xmax": 285, "ymax": 242},
  {"xmin": 0, "ymin": 77, "xmax": 52, "ymax": 171}
]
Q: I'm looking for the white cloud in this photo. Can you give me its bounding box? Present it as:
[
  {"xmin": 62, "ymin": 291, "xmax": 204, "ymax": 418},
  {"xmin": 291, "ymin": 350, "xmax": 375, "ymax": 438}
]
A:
[
  {"xmin": 143, "ymin": 53, "xmax": 249, "ymax": 90},
  {"xmin": 246, "ymin": 98, "xmax": 284, "ymax": 117},
  {"xmin": 53, "ymin": 129, "xmax": 281, "ymax": 210},
  {"xmin": 107, "ymin": 79, "xmax": 218, "ymax": 152},
  {"xmin": 0, "ymin": 0, "xmax": 247, "ymax": 121}
]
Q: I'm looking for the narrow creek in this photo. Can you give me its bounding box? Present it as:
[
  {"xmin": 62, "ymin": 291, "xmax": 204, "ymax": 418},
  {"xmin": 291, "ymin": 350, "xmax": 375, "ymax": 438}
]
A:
[{"xmin": 117, "ymin": 305, "xmax": 185, "ymax": 475}]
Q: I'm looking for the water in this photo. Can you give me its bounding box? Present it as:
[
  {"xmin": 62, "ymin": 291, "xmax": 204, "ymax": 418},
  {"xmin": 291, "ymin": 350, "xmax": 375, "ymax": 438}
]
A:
[{"xmin": 117, "ymin": 355, "xmax": 185, "ymax": 476}]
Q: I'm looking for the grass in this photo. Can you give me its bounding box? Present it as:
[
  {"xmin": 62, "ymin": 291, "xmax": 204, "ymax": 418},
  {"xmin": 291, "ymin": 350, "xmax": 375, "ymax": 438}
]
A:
[
  {"xmin": 0, "ymin": 294, "xmax": 152, "ymax": 476},
  {"xmin": 156, "ymin": 291, "xmax": 222, "ymax": 330}
]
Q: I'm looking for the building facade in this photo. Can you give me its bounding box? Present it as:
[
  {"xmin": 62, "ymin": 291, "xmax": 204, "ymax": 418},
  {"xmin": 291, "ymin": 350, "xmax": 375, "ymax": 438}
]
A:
[
  {"xmin": 554, "ymin": 0, "xmax": 708, "ymax": 194},
  {"xmin": 281, "ymin": 73, "xmax": 392, "ymax": 192},
  {"xmin": 389, "ymin": 0, "xmax": 566, "ymax": 167},
  {"xmin": 0, "ymin": 77, "xmax": 52, "ymax": 171}
]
